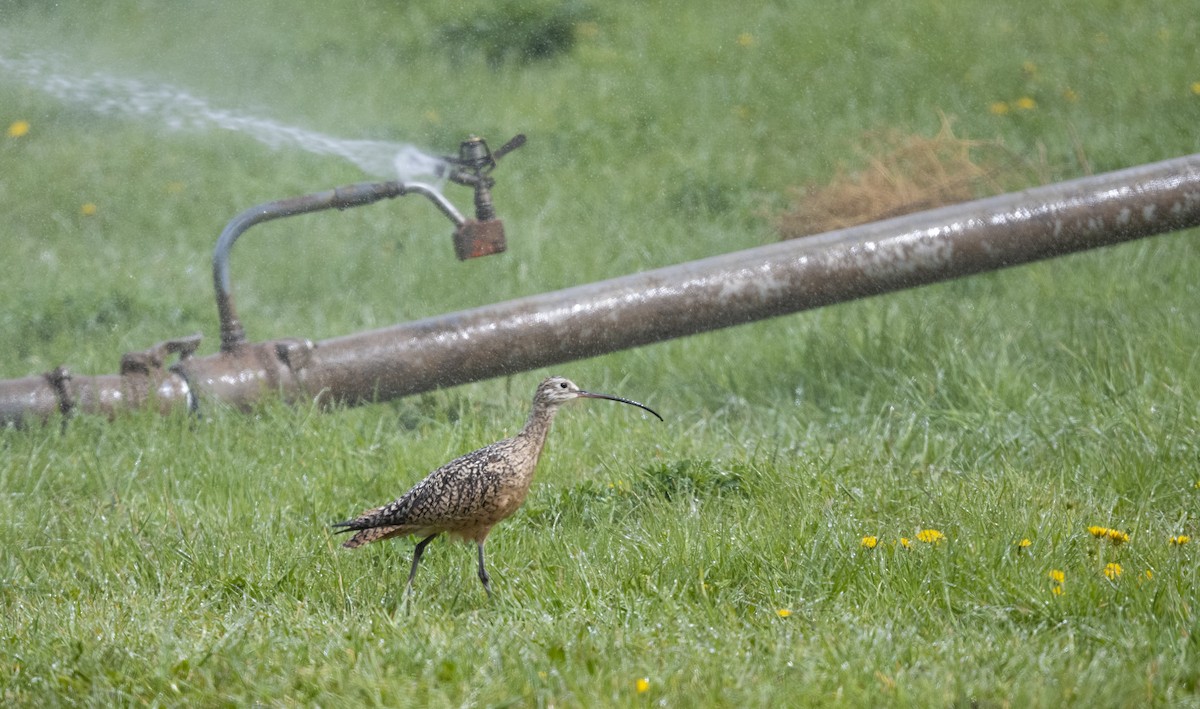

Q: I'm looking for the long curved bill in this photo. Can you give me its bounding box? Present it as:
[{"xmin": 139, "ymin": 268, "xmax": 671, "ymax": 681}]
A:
[{"xmin": 577, "ymin": 390, "xmax": 663, "ymax": 421}]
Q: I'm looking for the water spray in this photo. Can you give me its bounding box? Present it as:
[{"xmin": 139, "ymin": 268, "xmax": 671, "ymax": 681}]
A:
[{"xmin": 0, "ymin": 52, "xmax": 445, "ymax": 181}]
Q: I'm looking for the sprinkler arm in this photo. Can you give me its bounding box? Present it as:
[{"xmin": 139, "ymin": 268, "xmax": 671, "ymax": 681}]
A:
[
  {"xmin": 213, "ymin": 180, "xmax": 464, "ymax": 353},
  {"xmin": 214, "ymin": 134, "xmax": 525, "ymax": 353}
]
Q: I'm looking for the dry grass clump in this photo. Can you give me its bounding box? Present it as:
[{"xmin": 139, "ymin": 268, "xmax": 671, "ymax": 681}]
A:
[{"xmin": 778, "ymin": 116, "xmax": 1049, "ymax": 239}]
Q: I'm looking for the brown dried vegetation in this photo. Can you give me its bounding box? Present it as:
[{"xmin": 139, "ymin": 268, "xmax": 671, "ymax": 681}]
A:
[{"xmin": 777, "ymin": 117, "xmax": 1050, "ymax": 239}]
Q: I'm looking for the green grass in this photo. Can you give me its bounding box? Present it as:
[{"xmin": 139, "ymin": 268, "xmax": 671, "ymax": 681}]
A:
[{"xmin": 3, "ymin": 0, "xmax": 1200, "ymax": 705}]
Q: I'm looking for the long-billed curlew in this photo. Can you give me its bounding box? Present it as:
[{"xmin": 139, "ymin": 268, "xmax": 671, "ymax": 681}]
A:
[{"xmin": 332, "ymin": 376, "xmax": 662, "ymax": 596}]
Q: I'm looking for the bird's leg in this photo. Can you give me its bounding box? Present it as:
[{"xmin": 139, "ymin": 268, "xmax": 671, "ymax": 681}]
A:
[
  {"xmin": 476, "ymin": 541, "xmax": 492, "ymax": 598},
  {"xmin": 407, "ymin": 534, "xmax": 439, "ymax": 592}
]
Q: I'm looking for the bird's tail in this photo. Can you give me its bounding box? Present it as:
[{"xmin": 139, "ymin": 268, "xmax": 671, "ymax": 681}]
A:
[
  {"xmin": 332, "ymin": 501, "xmax": 411, "ymax": 548},
  {"xmin": 330, "ymin": 503, "xmax": 387, "ymax": 538},
  {"xmin": 330, "ymin": 519, "xmax": 358, "ymax": 533},
  {"xmin": 340, "ymin": 525, "xmax": 406, "ymax": 549}
]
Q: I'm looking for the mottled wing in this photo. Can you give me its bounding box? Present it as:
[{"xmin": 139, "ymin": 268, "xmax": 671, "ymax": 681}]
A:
[{"xmin": 333, "ymin": 440, "xmax": 517, "ymax": 547}]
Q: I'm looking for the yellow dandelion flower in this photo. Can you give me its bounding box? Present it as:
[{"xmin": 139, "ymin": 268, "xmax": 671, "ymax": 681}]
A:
[
  {"xmin": 1143, "ymin": 569, "xmax": 1153, "ymax": 580},
  {"xmin": 636, "ymin": 677, "xmax": 650, "ymax": 694},
  {"xmin": 1104, "ymin": 562, "xmax": 1122, "ymax": 580},
  {"xmin": 1063, "ymin": 88, "xmax": 1079, "ymax": 103},
  {"xmin": 776, "ymin": 608, "xmax": 792, "ymax": 618},
  {"xmin": 916, "ymin": 529, "xmax": 944, "ymax": 544},
  {"xmin": 1015, "ymin": 96, "xmax": 1037, "ymax": 110},
  {"xmin": 736, "ymin": 33, "xmax": 755, "ymax": 48},
  {"xmin": 1018, "ymin": 538, "xmax": 1032, "ymax": 550},
  {"xmin": 1051, "ymin": 585, "xmax": 1064, "ymax": 596},
  {"xmin": 1088, "ymin": 525, "xmax": 1109, "ymax": 538},
  {"xmin": 861, "ymin": 536, "xmax": 878, "ymax": 549},
  {"xmin": 80, "ymin": 203, "xmax": 98, "ymax": 217},
  {"xmin": 1021, "ymin": 61, "xmax": 1038, "ymax": 76},
  {"xmin": 1106, "ymin": 529, "xmax": 1129, "ymax": 545},
  {"xmin": 607, "ymin": 480, "xmax": 630, "ymax": 494},
  {"xmin": 6, "ymin": 120, "xmax": 30, "ymax": 138},
  {"xmin": 899, "ymin": 537, "xmax": 911, "ymax": 549},
  {"xmin": 1191, "ymin": 82, "xmax": 1200, "ymax": 96},
  {"xmin": 1194, "ymin": 480, "xmax": 1200, "ymax": 489},
  {"xmin": 1048, "ymin": 569, "xmax": 1065, "ymax": 585},
  {"xmin": 988, "ymin": 101, "xmax": 1010, "ymax": 115},
  {"xmin": 1169, "ymin": 535, "xmax": 1190, "ymax": 546}
]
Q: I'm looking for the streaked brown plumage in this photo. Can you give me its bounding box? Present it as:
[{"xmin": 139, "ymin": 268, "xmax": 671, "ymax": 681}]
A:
[{"xmin": 332, "ymin": 376, "xmax": 662, "ymax": 596}]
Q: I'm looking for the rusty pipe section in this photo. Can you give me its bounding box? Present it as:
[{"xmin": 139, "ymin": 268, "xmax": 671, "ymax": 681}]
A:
[
  {"xmin": 0, "ymin": 336, "xmax": 201, "ymax": 425},
  {"xmin": 0, "ymin": 334, "xmax": 319, "ymax": 424},
  {"xmin": 2, "ymin": 154, "xmax": 1198, "ymax": 426},
  {"xmin": 214, "ymin": 180, "xmax": 464, "ymax": 352}
]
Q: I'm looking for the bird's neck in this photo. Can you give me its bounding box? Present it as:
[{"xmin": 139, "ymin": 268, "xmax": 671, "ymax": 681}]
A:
[{"xmin": 519, "ymin": 404, "xmax": 559, "ymax": 450}]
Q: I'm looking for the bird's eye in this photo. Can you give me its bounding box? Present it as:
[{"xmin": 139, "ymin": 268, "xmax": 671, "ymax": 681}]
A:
[{"xmin": 558, "ymin": 382, "xmax": 568, "ymax": 389}]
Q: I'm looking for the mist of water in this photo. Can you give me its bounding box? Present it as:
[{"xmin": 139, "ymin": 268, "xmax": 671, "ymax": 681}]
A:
[{"xmin": 0, "ymin": 52, "xmax": 446, "ymax": 180}]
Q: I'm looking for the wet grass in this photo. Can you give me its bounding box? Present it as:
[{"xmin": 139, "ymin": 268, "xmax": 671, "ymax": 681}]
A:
[{"xmin": 2, "ymin": 0, "xmax": 1200, "ymax": 706}]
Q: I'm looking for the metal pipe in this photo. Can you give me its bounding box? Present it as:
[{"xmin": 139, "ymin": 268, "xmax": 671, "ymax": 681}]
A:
[
  {"xmin": 298, "ymin": 154, "xmax": 1200, "ymax": 405},
  {"xmin": 3, "ymin": 153, "xmax": 1198, "ymax": 427}
]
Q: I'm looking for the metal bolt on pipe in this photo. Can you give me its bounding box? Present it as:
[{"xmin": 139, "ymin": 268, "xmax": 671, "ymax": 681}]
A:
[{"xmin": 1, "ymin": 152, "xmax": 1198, "ymax": 427}]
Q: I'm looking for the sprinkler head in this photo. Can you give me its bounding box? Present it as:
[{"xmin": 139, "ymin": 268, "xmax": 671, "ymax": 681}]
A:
[{"xmin": 442, "ymin": 134, "xmax": 526, "ymax": 260}]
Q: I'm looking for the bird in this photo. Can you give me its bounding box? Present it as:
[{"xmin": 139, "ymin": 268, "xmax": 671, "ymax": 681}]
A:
[{"xmin": 332, "ymin": 376, "xmax": 662, "ymax": 597}]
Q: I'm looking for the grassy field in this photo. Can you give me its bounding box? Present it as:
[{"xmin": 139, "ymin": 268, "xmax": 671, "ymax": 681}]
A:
[{"xmin": 3, "ymin": 1, "xmax": 1200, "ymax": 706}]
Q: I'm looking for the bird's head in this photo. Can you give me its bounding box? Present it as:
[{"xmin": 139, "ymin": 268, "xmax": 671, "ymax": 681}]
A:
[{"xmin": 534, "ymin": 376, "xmax": 663, "ymax": 421}]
